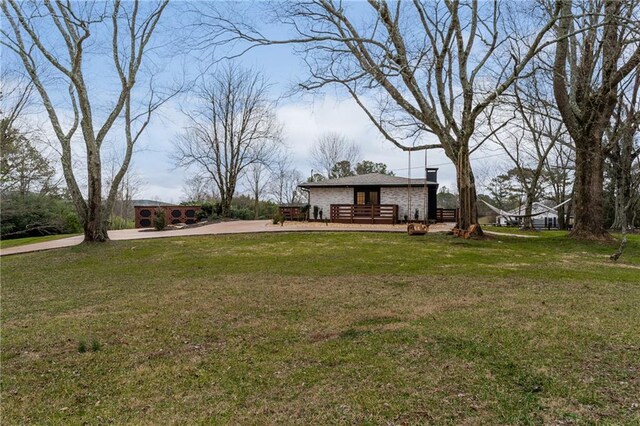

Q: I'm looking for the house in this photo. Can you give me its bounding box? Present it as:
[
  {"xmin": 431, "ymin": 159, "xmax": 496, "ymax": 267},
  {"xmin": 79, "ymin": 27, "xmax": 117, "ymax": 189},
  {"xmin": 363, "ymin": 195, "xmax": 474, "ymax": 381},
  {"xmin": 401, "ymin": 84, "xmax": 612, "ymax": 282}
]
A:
[
  {"xmin": 495, "ymin": 203, "xmax": 560, "ymax": 229},
  {"xmin": 297, "ymin": 170, "xmax": 440, "ymax": 224}
]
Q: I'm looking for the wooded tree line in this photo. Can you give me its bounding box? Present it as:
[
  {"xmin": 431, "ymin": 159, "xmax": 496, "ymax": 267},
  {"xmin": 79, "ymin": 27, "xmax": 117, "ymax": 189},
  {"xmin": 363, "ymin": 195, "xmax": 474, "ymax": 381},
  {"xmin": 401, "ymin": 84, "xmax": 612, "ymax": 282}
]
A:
[{"xmin": 2, "ymin": 0, "xmax": 639, "ymax": 242}]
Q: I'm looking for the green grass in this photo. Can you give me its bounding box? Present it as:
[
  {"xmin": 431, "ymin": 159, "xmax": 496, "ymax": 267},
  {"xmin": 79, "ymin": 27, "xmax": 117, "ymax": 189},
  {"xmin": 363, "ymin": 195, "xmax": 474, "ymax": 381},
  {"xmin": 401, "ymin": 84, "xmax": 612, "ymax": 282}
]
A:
[
  {"xmin": 2, "ymin": 232, "xmax": 639, "ymax": 424},
  {"xmin": 0, "ymin": 233, "xmax": 78, "ymax": 249},
  {"xmin": 483, "ymin": 226, "xmax": 570, "ymax": 237}
]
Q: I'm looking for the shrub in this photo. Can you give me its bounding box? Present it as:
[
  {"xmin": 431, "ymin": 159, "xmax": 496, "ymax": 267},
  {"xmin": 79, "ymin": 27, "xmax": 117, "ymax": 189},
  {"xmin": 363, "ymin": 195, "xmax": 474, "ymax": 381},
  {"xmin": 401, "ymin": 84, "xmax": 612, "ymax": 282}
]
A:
[
  {"xmin": 109, "ymin": 216, "xmax": 134, "ymax": 230},
  {"xmin": 202, "ymin": 201, "xmax": 223, "ymax": 220},
  {"xmin": 154, "ymin": 207, "xmax": 166, "ymax": 230},
  {"xmin": 229, "ymin": 207, "xmax": 253, "ymax": 220},
  {"xmin": 414, "ymin": 209, "xmax": 419, "ymax": 221},
  {"xmin": 62, "ymin": 211, "xmax": 83, "ymax": 233},
  {"xmin": 272, "ymin": 212, "xmax": 282, "ymax": 225},
  {"xmin": 301, "ymin": 204, "xmax": 311, "ymax": 220},
  {"xmin": 0, "ymin": 193, "xmax": 82, "ymax": 238},
  {"xmin": 91, "ymin": 339, "xmax": 101, "ymax": 352}
]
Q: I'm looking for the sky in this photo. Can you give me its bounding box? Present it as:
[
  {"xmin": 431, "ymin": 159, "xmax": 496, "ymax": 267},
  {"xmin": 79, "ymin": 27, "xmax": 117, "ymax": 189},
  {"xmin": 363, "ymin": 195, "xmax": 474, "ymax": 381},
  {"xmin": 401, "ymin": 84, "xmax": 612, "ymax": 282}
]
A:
[
  {"xmin": 2, "ymin": 1, "xmax": 509, "ymax": 204},
  {"xmin": 127, "ymin": 2, "xmax": 460, "ymax": 203}
]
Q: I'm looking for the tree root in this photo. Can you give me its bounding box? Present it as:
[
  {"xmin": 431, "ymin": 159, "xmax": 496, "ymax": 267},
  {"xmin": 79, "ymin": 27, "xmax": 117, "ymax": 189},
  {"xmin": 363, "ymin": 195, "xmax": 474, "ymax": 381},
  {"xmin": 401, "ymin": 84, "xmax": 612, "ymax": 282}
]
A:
[
  {"xmin": 451, "ymin": 224, "xmax": 484, "ymax": 239},
  {"xmin": 610, "ymin": 233, "xmax": 628, "ymax": 261}
]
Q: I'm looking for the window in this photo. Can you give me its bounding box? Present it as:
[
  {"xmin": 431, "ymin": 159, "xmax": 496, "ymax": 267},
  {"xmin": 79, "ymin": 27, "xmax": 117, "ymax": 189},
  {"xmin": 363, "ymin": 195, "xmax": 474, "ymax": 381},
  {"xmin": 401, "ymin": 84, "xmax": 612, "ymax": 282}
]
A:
[
  {"xmin": 354, "ymin": 187, "xmax": 380, "ymax": 205},
  {"xmin": 369, "ymin": 191, "xmax": 379, "ymax": 205}
]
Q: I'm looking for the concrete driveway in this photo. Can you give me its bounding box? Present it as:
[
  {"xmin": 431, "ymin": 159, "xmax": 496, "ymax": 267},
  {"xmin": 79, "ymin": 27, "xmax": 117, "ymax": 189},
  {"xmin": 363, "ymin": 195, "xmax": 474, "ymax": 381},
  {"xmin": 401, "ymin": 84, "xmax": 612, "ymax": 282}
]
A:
[{"xmin": 0, "ymin": 220, "xmax": 455, "ymax": 256}]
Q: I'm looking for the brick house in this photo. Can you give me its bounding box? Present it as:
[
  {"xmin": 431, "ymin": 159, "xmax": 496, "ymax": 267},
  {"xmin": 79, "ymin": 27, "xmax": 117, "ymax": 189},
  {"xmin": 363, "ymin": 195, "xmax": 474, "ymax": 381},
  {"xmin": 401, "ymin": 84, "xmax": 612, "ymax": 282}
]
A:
[{"xmin": 298, "ymin": 170, "xmax": 440, "ymax": 224}]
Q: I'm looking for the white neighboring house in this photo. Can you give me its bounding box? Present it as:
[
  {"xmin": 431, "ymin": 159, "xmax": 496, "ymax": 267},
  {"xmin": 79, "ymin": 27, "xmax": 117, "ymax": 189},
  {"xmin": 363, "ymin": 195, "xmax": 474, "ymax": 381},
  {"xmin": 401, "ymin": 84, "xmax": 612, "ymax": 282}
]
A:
[
  {"xmin": 496, "ymin": 203, "xmax": 559, "ymax": 229},
  {"xmin": 297, "ymin": 171, "xmax": 440, "ymax": 224}
]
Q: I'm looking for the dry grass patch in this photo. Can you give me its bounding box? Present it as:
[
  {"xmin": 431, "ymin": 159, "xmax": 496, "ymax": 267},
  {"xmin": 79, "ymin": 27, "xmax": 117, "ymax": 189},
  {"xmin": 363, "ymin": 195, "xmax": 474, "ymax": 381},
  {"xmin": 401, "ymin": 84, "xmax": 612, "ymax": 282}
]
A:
[{"xmin": 2, "ymin": 232, "xmax": 639, "ymax": 423}]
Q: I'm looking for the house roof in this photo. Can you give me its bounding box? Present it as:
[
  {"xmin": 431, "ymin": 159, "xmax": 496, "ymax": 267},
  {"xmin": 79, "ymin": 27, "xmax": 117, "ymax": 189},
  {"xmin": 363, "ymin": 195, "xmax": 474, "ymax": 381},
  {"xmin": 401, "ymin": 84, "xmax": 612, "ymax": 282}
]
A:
[
  {"xmin": 132, "ymin": 199, "xmax": 172, "ymax": 206},
  {"xmin": 298, "ymin": 173, "xmax": 438, "ymax": 189}
]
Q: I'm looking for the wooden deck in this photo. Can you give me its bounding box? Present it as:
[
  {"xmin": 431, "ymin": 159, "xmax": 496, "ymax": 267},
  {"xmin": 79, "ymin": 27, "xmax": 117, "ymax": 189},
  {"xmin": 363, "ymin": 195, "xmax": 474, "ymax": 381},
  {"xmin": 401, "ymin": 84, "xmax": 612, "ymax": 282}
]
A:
[
  {"xmin": 279, "ymin": 206, "xmax": 305, "ymax": 221},
  {"xmin": 435, "ymin": 208, "xmax": 458, "ymax": 223},
  {"xmin": 330, "ymin": 204, "xmax": 398, "ymax": 224},
  {"xmin": 328, "ymin": 205, "xmax": 458, "ymax": 224}
]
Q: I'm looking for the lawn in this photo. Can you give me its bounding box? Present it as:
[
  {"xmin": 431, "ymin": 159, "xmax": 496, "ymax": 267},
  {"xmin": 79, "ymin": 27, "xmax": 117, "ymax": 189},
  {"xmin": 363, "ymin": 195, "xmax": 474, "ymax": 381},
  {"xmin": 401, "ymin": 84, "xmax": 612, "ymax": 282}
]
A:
[
  {"xmin": 482, "ymin": 226, "xmax": 570, "ymax": 238},
  {"xmin": 0, "ymin": 233, "xmax": 78, "ymax": 249},
  {"xmin": 1, "ymin": 232, "xmax": 639, "ymax": 424}
]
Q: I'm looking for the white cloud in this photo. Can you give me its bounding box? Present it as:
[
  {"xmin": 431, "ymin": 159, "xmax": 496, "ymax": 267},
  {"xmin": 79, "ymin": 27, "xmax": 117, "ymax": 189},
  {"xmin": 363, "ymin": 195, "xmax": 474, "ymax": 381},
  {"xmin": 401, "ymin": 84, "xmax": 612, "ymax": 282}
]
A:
[
  {"xmin": 130, "ymin": 94, "xmax": 459, "ymax": 202},
  {"xmin": 277, "ymin": 95, "xmax": 457, "ymax": 188},
  {"xmin": 25, "ymin": 92, "xmax": 462, "ymax": 203}
]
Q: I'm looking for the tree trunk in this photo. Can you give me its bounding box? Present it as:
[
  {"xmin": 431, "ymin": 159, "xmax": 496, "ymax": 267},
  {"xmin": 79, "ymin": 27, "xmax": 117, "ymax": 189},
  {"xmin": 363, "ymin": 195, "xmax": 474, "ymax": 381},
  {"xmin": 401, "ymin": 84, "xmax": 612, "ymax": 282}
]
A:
[
  {"xmin": 455, "ymin": 149, "xmax": 482, "ymax": 235},
  {"xmin": 610, "ymin": 130, "xmax": 634, "ymax": 232},
  {"xmin": 571, "ymin": 136, "xmax": 608, "ymax": 239},
  {"xmin": 83, "ymin": 156, "xmax": 109, "ymax": 242},
  {"xmin": 84, "ymin": 215, "xmax": 110, "ymax": 242},
  {"xmin": 558, "ymin": 205, "xmax": 566, "ymax": 230},
  {"xmin": 254, "ymin": 191, "xmax": 260, "ymax": 220},
  {"xmin": 522, "ymin": 191, "xmax": 535, "ymax": 230},
  {"xmin": 220, "ymin": 195, "xmax": 232, "ymax": 217},
  {"xmin": 609, "ymin": 161, "xmax": 627, "ymax": 231}
]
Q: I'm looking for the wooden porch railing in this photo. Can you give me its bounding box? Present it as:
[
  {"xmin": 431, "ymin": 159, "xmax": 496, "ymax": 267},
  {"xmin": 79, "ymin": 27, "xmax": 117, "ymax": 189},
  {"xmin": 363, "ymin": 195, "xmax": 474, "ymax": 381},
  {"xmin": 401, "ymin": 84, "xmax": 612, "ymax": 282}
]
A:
[
  {"xmin": 436, "ymin": 208, "xmax": 459, "ymax": 223},
  {"xmin": 279, "ymin": 206, "xmax": 304, "ymax": 221},
  {"xmin": 330, "ymin": 204, "xmax": 398, "ymax": 224}
]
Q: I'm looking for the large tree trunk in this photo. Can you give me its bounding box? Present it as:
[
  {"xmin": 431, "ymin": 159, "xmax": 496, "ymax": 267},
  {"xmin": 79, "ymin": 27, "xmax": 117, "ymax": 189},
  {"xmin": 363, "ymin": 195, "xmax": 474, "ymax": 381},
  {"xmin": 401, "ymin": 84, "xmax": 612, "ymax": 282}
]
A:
[
  {"xmin": 220, "ymin": 195, "xmax": 232, "ymax": 218},
  {"xmin": 571, "ymin": 136, "xmax": 607, "ymax": 239},
  {"xmin": 83, "ymin": 155, "xmax": 109, "ymax": 242},
  {"xmin": 84, "ymin": 214, "xmax": 110, "ymax": 242},
  {"xmin": 609, "ymin": 160, "xmax": 627, "ymax": 231},
  {"xmin": 558, "ymin": 205, "xmax": 566, "ymax": 230},
  {"xmin": 610, "ymin": 130, "xmax": 635, "ymax": 232},
  {"xmin": 522, "ymin": 194, "xmax": 535, "ymax": 230},
  {"xmin": 455, "ymin": 149, "xmax": 482, "ymax": 235}
]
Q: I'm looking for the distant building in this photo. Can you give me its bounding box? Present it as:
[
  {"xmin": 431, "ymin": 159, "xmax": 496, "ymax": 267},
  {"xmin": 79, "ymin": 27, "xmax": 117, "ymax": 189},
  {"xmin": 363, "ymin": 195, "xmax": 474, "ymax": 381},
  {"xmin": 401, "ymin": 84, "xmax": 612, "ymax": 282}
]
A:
[{"xmin": 496, "ymin": 203, "xmax": 559, "ymax": 229}]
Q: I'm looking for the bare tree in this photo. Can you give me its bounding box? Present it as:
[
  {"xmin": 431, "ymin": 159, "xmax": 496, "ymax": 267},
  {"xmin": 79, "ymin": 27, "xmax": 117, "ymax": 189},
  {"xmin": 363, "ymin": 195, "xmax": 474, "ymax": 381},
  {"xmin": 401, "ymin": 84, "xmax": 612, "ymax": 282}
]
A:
[
  {"xmin": 0, "ymin": 70, "xmax": 56, "ymax": 198},
  {"xmin": 174, "ymin": 65, "xmax": 282, "ymax": 217},
  {"xmin": 553, "ymin": 0, "xmax": 640, "ymax": 239},
  {"xmin": 0, "ymin": 69, "xmax": 34, "ymax": 138},
  {"xmin": 309, "ymin": 132, "xmax": 360, "ymax": 179},
  {"xmin": 607, "ymin": 72, "xmax": 640, "ymax": 231},
  {"xmin": 544, "ymin": 141, "xmax": 575, "ymax": 230},
  {"xmin": 269, "ymin": 151, "xmax": 305, "ymax": 205},
  {"xmin": 105, "ymin": 165, "xmax": 145, "ymax": 222},
  {"xmin": 489, "ymin": 71, "xmax": 567, "ymax": 229},
  {"xmin": 1, "ymin": 0, "xmax": 170, "ymax": 242},
  {"xmin": 182, "ymin": 175, "xmax": 219, "ymax": 203},
  {"xmin": 246, "ymin": 162, "xmax": 272, "ymax": 219},
  {"xmin": 200, "ymin": 1, "xmax": 561, "ymax": 235}
]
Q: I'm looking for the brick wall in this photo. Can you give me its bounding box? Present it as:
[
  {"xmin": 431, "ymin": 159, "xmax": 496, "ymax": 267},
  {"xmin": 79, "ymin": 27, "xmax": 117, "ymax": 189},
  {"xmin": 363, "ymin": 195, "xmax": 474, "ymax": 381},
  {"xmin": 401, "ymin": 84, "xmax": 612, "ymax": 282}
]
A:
[
  {"xmin": 308, "ymin": 186, "xmax": 436, "ymax": 221},
  {"xmin": 381, "ymin": 187, "xmax": 430, "ymax": 220},
  {"xmin": 134, "ymin": 205, "xmax": 202, "ymax": 228},
  {"xmin": 308, "ymin": 187, "xmax": 352, "ymax": 219}
]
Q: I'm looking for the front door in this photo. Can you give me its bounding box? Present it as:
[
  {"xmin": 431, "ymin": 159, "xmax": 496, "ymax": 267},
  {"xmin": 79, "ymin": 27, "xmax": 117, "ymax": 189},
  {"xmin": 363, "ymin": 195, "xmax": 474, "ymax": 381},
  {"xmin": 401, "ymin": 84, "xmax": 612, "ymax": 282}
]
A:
[{"xmin": 354, "ymin": 187, "xmax": 380, "ymax": 205}]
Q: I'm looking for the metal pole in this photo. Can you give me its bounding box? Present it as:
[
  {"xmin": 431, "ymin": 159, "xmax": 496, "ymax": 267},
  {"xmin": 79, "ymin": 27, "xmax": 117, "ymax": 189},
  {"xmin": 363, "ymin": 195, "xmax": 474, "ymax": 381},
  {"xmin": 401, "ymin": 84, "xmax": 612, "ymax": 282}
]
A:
[
  {"xmin": 407, "ymin": 150, "xmax": 411, "ymax": 222},
  {"xmin": 424, "ymin": 149, "xmax": 428, "ymax": 224}
]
